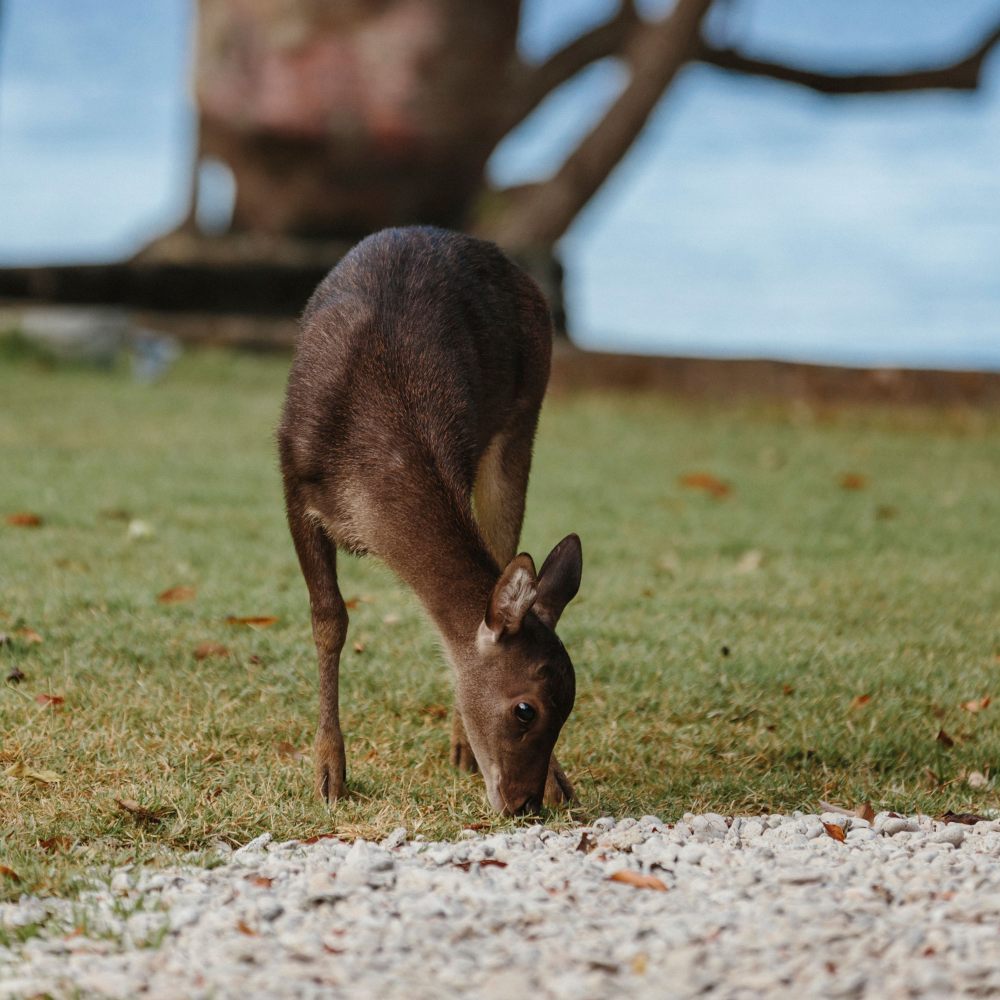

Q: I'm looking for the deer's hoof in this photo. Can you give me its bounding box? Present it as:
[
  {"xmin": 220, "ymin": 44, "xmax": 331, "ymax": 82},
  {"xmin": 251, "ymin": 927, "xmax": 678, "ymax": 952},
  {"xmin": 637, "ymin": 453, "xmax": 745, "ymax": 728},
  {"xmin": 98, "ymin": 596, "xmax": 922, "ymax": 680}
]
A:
[
  {"xmin": 450, "ymin": 737, "xmax": 479, "ymax": 774},
  {"xmin": 314, "ymin": 729, "xmax": 346, "ymax": 803},
  {"xmin": 543, "ymin": 758, "xmax": 574, "ymax": 808}
]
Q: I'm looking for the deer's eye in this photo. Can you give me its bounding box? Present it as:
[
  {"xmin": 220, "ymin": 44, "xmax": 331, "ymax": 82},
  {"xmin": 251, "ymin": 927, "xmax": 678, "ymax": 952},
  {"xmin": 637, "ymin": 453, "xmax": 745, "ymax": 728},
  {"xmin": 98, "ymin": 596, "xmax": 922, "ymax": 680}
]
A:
[{"xmin": 514, "ymin": 702, "xmax": 536, "ymax": 725}]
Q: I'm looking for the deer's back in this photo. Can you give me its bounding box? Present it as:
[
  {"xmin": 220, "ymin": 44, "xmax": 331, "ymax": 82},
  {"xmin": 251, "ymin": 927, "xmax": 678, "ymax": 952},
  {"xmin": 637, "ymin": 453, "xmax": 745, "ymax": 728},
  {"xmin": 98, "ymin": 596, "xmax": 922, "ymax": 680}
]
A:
[{"xmin": 279, "ymin": 227, "xmax": 552, "ymax": 554}]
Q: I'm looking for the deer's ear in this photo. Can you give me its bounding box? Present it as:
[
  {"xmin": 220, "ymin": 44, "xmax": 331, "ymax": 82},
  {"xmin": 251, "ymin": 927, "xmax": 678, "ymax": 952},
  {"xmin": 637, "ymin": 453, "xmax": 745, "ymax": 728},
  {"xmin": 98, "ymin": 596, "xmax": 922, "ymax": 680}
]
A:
[
  {"xmin": 533, "ymin": 534, "xmax": 582, "ymax": 629},
  {"xmin": 483, "ymin": 553, "xmax": 538, "ymax": 641}
]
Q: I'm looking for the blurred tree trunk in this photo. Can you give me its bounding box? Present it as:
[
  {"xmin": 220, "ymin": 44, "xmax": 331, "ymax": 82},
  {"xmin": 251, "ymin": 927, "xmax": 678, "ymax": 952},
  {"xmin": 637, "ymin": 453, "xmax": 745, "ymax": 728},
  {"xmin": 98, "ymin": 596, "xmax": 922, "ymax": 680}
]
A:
[{"xmin": 193, "ymin": 0, "xmax": 521, "ymax": 239}]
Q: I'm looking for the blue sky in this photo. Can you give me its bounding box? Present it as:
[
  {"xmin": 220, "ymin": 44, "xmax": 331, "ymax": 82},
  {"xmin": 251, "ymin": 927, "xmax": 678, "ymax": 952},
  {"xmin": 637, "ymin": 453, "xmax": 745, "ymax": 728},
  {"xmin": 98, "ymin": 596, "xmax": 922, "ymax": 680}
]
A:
[{"xmin": 1, "ymin": 0, "xmax": 999, "ymax": 368}]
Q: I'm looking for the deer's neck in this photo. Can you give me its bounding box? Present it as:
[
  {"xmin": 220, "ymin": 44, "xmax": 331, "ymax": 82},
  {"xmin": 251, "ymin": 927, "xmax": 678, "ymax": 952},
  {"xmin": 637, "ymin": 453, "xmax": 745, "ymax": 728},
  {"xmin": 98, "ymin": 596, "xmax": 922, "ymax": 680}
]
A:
[{"xmin": 385, "ymin": 515, "xmax": 498, "ymax": 658}]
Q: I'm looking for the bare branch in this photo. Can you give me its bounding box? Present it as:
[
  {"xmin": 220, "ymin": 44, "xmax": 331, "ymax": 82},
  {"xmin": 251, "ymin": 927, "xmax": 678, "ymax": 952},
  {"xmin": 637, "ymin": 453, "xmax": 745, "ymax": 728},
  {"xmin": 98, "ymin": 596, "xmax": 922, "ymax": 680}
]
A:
[
  {"xmin": 697, "ymin": 20, "xmax": 1000, "ymax": 95},
  {"xmin": 503, "ymin": 1, "xmax": 639, "ymax": 132},
  {"xmin": 481, "ymin": 0, "xmax": 714, "ymax": 251}
]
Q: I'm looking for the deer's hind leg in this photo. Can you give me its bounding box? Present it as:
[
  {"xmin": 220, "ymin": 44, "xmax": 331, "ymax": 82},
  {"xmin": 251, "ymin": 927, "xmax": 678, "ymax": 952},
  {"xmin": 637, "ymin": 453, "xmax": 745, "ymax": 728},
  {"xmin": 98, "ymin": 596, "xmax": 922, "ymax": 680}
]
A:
[{"xmin": 285, "ymin": 494, "xmax": 350, "ymax": 802}]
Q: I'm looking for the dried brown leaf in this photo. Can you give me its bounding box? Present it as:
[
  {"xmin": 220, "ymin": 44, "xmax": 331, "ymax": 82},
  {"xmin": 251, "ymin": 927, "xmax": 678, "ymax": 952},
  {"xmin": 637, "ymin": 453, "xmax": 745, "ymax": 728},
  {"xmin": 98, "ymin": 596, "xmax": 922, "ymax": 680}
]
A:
[
  {"xmin": 961, "ymin": 695, "xmax": 992, "ymax": 714},
  {"xmin": 39, "ymin": 835, "xmax": 73, "ymax": 853},
  {"xmin": 4, "ymin": 762, "xmax": 60, "ymax": 784},
  {"xmin": 576, "ymin": 831, "xmax": 597, "ymax": 854},
  {"xmin": 5, "ymin": 667, "xmax": 26, "ymax": 685},
  {"xmin": 855, "ymin": 802, "xmax": 876, "ymax": 823},
  {"xmin": 246, "ymin": 875, "xmax": 274, "ymax": 888},
  {"xmin": 353, "ymin": 641, "xmax": 365, "ymax": 654},
  {"xmin": 193, "ymin": 641, "xmax": 230, "ymax": 661},
  {"xmin": 936, "ymin": 728, "xmax": 955, "ymax": 748},
  {"xmin": 34, "ymin": 693, "xmax": 64, "ymax": 708},
  {"xmin": 0, "ymin": 864, "xmax": 21, "ymax": 882},
  {"xmin": 15, "ymin": 628, "xmax": 43, "ymax": 645},
  {"xmin": 609, "ymin": 870, "xmax": 668, "ymax": 891},
  {"xmin": 115, "ymin": 798, "xmax": 173, "ymax": 825},
  {"xmin": 226, "ymin": 615, "xmax": 278, "ymax": 629},
  {"xmin": 850, "ymin": 694, "xmax": 871, "ymax": 709},
  {"xmin": 236, "ymin": 919, "xmax": 257, "ymax": 936},
  {"xmin": 6, "ymin": 512, "xmax": 42, "ymax": 527},
  {"xmin": 452, "ymin": 859, "xmax": 508, "ymax": 872},
  {"xmin": 839, "ymin": 473, "xmax": 867, "ymax": 491},
  {"xmin": 679, "ymin": 472, "xmax": 731, "ymax": 499},
  {"xmin": 157, "ymin": 585, "xmax": 196, "ymax": 604},
  {"xmin": 276, "ymin": 741, "xmax": 307, "ymax": 762},
  {"xmin": 938, "ymin": 810, "xmax": 989, "ymax": 826},
  {"xmin": 823, "ymin": 822, "xmax": 847, "ymax": 843}
]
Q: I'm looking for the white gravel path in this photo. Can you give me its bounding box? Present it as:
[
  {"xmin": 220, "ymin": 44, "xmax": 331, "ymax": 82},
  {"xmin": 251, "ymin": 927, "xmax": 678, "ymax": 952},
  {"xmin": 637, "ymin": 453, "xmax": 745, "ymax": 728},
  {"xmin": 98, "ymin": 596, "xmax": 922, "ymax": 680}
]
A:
[{"xmin": 3, "ymin": 811, "xmax": 1000, "ymax": 999}]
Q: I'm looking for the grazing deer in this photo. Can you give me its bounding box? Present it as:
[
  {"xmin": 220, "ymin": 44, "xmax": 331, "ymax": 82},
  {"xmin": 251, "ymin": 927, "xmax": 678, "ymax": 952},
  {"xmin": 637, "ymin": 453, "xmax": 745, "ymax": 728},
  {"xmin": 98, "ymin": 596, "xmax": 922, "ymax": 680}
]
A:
[{"xmin": 278, "ymin": 227, "xmax": 582, "ymax": 816}]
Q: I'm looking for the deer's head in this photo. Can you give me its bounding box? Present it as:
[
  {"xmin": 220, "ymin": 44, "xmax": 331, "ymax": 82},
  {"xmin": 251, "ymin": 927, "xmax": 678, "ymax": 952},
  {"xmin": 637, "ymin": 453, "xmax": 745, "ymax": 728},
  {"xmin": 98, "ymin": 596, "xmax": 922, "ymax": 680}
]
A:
[{"xmin": 455, "ymin": 534, "xmax": 582, "ymax": 815}]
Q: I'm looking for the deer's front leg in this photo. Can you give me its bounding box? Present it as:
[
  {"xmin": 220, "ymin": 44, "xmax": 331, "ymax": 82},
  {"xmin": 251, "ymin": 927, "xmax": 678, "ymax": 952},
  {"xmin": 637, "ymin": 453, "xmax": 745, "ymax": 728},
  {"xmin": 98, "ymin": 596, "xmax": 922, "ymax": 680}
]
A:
[{"xmin": 285, "ymin": 498, "xmax": 349, "ymax": 803}]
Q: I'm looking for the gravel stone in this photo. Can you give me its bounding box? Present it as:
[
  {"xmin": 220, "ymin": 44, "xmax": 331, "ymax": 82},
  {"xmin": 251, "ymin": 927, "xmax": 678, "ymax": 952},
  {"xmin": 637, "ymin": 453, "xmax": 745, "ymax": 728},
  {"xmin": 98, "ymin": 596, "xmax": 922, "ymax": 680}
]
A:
[{"xmin": 4, "ymin": 813, "xmax": 1000, "ymax": 998}]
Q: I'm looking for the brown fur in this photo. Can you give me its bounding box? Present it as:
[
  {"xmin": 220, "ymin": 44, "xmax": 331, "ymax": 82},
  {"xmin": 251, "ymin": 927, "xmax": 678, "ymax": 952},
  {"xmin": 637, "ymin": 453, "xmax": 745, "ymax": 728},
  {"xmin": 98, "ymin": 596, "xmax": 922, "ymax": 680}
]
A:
[{"xmin": 278, "ymin": 227, "xmax": 582, "ymax": 815}]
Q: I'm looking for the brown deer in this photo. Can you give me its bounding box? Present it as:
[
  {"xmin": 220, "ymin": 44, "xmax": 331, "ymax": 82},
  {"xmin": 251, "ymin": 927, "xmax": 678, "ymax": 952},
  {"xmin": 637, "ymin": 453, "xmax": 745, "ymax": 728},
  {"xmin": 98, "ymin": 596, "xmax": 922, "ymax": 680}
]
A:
[{"xmin": 278, "ymin": 227, "xmax": 582, "ymax": 816}]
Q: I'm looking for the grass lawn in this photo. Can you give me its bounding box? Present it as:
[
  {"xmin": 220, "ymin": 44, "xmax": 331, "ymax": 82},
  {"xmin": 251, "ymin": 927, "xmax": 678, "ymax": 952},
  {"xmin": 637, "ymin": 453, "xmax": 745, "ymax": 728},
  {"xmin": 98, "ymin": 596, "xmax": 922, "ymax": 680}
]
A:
[{"xmin": 1, "ymin": 347, "xmax": 998, "ymax": 901}]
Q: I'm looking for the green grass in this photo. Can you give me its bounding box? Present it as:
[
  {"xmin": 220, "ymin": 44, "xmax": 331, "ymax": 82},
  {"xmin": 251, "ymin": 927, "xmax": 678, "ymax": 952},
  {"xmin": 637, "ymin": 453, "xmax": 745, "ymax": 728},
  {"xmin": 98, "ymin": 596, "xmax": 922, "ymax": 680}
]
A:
[{"xmin": 1, "ymin": 348, "xmax": 998, "ymax": 901}]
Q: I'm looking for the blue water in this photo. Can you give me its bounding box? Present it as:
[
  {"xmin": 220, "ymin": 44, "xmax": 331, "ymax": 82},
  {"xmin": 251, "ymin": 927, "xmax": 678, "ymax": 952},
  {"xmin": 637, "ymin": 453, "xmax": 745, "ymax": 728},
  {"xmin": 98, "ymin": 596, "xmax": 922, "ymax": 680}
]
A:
[{"xmin": 2, "ymin": 0, "xmax": 999, "ymax": 370}]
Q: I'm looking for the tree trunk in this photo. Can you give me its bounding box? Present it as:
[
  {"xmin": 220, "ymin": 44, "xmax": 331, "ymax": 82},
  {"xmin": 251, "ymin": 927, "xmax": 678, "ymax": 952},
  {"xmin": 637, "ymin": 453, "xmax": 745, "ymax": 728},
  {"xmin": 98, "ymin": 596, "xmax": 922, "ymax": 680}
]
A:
[{"xmin": 195, "ymin": 0, "xmax": 520, "ymax": 238}]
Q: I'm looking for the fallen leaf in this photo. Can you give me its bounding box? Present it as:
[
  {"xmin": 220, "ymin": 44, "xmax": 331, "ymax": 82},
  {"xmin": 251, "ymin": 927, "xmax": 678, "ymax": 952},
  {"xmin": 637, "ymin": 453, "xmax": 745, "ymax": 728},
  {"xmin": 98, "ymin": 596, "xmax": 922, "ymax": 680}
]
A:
[
  {"xmin": 353, "ymin": 641, "xmax": 365, "ymax": 654},
  {"xmin": 226, "ymin": 615, "xmax": 278, "ymax": 630},
  {"xmin": 4, "ymin": 762, "xmax": 60, "ymax": 784},
  {"xmin": 6, "ymin": 512, "xmax": 42, "ymax": 527},
  {"xmin": 39, "ymin": 836, "xmax": 73, "ymax": 853},
  {"xmin": 961, "ymin": 696, "xmax": 992, "ymax": 714},
  {"xmin": 115, "ymin": 798, "xmax": 173, "ymax": 825},
  {"xmin": 236, "ymin": 919, "xmax": 257, "ymax": 936},
  {"xmin": 839, "ymin": 473, "xmax": 867, "ymax": 491},
  {"xmin": 193, "ymin": 641, "xmax": 230, "ymax": 661},
  {"xmin": 0, "ymin": 864, "xmax": 21, "ymax": 882},
  {"xmin": 34, "ymin": 693, "xmax": 64, "ymax": 708},
  {"xmin": 15, "ymin": 628, "xmax": 43, "ymax": 644},
  {"xmin": 158, "ymin": 586, "xmax": 196, "ymax": 604},
  {"xmin": 5, "ymin": 667, "xmax": 25, "ymax": 685},
  {"xmin": 782, "ymin": 684, "xmax": 795, "ymax": 696},
  {"xmin": 631, "ymin": 954, "xmax": 648, "ymax": 975},
  {"xmin": 452, "ymin": 859, "xmax": 508, "ymax": 871},
  {"xmin": 855, "ymin": 802, "xmax": 876, "ymax": 823},
  {"xmin": 576, "ymin": 831, "xmax": 597, "ymax": 854},
  {"xmin": 609, "ymin": 870, "xmax": 668, "ymax": 891},
  {"xmin": 936, "ymin": 728, "xmax": 955, "ymax": 748},
  {"xmin": 276, "ymin": 741, "xmax": 307, "ymax": 762},
  {"xmin": 246, "ymin": 875, "xmax": 274, "ymax": 888},
  {"xmin": 850, "ymin": 694, "xmax": 871, "ymax": 709},
  {"xmin": 679, "ymin": 472, "xmax": 731, "ymax": 499},
  {"xmin": 300, "ymin": 832, "xmax": 338, "ymax": 845},
  {"xmin": 822, "ymin": 822, "xmax": 847, "ymax": 843},
  {"xmin": 938, "ymin": 811, "xmax": 989, "ymax": 826},
  {"xmin": 344, "ymin": 597, "xmax": 360, "ymax": 610}
]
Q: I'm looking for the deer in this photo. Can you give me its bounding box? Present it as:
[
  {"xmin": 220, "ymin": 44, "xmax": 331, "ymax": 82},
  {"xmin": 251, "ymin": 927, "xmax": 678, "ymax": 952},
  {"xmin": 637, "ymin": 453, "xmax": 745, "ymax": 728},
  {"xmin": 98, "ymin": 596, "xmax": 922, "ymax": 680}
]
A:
[{"xmin": 278, "ymin": 227, "xmax": 582, "ymax": 816}]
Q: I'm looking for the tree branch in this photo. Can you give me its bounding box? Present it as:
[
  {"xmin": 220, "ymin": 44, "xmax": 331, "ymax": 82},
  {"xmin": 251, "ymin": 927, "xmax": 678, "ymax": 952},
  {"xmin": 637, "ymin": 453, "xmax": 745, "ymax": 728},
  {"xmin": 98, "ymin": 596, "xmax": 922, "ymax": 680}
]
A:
[
  {"xmin": 502, "ymin": 1, "xmax": 639, "ymax": 133},
  {"xmin": 481, "ymin": 0, "xmax": 714, "ymax": 251},
  {"xmin": 697, "ymin": 20, "xmax": 1000, "ymax": 94}
]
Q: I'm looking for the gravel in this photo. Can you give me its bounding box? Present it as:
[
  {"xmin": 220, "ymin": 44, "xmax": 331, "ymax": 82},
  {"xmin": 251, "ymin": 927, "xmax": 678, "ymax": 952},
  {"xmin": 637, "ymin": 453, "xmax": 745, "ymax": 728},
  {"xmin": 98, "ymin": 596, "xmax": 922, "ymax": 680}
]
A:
[{"xmin": 4, "ymin": 811, "xmax": 1000, "ymax": 999}]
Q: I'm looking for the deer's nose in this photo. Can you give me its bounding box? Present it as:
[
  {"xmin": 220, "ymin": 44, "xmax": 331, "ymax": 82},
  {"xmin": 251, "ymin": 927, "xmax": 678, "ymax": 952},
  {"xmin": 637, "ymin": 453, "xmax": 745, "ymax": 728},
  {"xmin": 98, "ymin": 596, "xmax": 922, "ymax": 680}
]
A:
[{"xmin": 513, "ymin": 794, "xmax": 542, "ymax": 816}]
